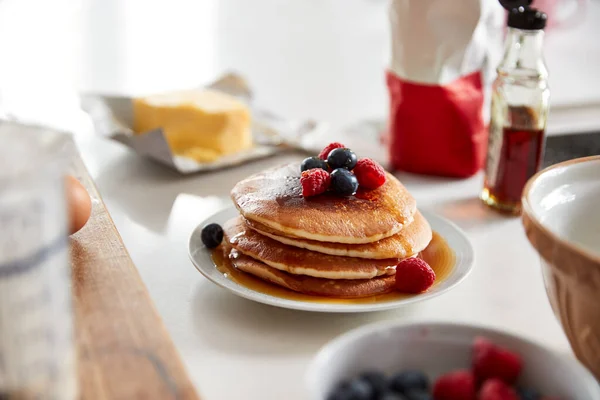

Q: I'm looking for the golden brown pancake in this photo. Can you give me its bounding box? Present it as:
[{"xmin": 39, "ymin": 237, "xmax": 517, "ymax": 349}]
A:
[
  {"xmin": 229, "ymin": 249, "xmax": 397, "ymax": 298},
  {"xmin": 224, "ymin": 217, "xmax": 399, "ymax": 279},
  {"xmin": 230, "ymin": 163, "xmax": 417, "ymax": 244},
  {"xmin": 245, "ymin": 211, "xmax": 432, "ymax": 260}
]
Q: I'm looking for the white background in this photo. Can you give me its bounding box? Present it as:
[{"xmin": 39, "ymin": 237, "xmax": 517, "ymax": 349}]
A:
[{"xmin": 1, "ymin": 0, "xmax": 600, "ymax": 133}]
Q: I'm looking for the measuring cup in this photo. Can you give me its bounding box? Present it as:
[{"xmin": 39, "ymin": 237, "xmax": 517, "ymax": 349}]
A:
[{"xmin": 0, "ymin": 122, "xmax": 77, "ymax": 399}]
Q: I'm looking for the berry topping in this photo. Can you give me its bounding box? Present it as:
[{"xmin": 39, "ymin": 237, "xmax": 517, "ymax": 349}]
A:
[
  {"xmin": 327, "ymin": 148, "xmax": 358, "ymax": 170},
  {"xmin": 354, "ymin": 158, "xmax": 387, "ymax": 189},
  {"xmin": 479, "ymin": 379, "xmax": 519, "ymax": 400},
  {"xmin": 301, "ymin": 156, "xmax": 329, "ymax": 172},
  {"xmin": 201, "ymin": 223, "xmax": 224, "ymax": 248},
  {"xmin": 473, "ymin": 337, "xmax": 523, "ymax": 385},
  {"xmin": 358, "ymin": 370, "xmax": 388, "ymax": 398},
  {"xmin": 319, "ymin": 142, "xmax": 346, "ymax": 160},
  {"xmin": 395, "ymin": 258, "xmax": 436, "ymax": 293},
  {"xmin": 330, "ymin": 168, "xmax": 359, "ymax": 196},
  {"xmin": 389, "ymin": 370, "xmax": 429, "ymax": 393},
  {"xmin": 432, "ymin": 370, "xmax": 476, "ymax": 400},
  {"xmin": 301, "ymin": 169, "xmax": 331, "ymax": 197}
]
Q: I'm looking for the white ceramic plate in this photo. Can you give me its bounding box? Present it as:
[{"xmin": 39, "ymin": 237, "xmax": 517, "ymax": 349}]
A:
[
  {"xmin": 306, "ymin": 321, "xmax": 600, "ymax": 399},
  {"xmin": 188, "ymin": 207, "xmax": 474, "ymax": 313}
]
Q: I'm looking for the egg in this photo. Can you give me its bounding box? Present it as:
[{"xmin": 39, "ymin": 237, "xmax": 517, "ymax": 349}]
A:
[{"xmin": 66, "ymin": 175, "xmax": 92, "ymax": 234}]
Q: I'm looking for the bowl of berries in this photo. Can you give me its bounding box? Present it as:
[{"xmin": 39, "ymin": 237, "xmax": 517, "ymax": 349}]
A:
[{"xmin": 306, "ymin": 321, "xmax": 600, "ymax": 400}]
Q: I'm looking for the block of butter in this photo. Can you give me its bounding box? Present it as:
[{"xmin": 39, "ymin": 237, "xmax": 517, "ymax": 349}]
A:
[{"xmin": 133, "ymin": 89, "xmax": 252, "ymax": 162}]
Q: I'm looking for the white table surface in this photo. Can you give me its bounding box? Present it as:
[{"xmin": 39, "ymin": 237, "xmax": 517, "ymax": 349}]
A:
[
  {"xmin": 74, "ymin": 135, "xmax": 572, "ymax": 400},
  {"xmin": 2, "ymin": 0, "xmax": 592, "ymax": 399}
]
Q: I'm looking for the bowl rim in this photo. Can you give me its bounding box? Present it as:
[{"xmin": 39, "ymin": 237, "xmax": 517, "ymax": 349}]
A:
[
  {"xmin": 521, "ymin": 155, "xmax": 600, "ymax": 266},
  {"xmin": 306, "ymin": 320, "xmax": 600, "ymax": 398}
]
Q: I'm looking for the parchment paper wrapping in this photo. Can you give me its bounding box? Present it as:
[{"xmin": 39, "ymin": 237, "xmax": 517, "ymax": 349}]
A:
[{"xmin": 80, "ymin": 73, "xmax": 329, "ymax": 174}]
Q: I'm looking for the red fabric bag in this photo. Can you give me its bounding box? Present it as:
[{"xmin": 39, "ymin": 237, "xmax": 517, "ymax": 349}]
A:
[
  {"xmin": 387, "ymin": 0, "xmax": 504, "ymax": 178},
  {"xmin": 387, "ymin": 71, "xmax": 487, "ymax": 177}
]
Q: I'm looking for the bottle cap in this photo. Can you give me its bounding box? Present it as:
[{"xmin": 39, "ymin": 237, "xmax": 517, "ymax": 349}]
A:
[
  {"xmin": 498, "ymin": 0, "xmax": 533, "ymax": 11},
  {"xmin": 508, "ymin": 6, "xmax": 548, "ymax": 30}
]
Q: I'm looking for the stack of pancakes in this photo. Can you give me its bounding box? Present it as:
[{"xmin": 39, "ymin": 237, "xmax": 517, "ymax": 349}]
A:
[{"xmin": 223, "ymin": 163, "xmax": 432, "ymax": 298}]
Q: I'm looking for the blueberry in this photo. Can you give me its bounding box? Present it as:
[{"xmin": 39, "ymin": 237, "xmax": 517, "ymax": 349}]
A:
[
  {"xmin": 327, "ymin": 381, "xmax": 351, "ymax": 400},
  {"xmin": 517, "ymin": 388, "xmax": 541, "ymax": 400},
  {"xmin": 358, "ymin": 370, "xmax": 388, "ymax": 398},
  {"xmin": 327, "ymin": 148, "xmax": 358, "ymax": 170},
  {"xmin": 404, "ymin": 389, "xmax": 432, "ymax": 400},
  {"xmin": 201, "ymin": 223, "xmax": 224, "ymax": 248},
  {"xmin": 327, "ymin": 385, "xmax": 351, "ymax": 400},
  {"xmin": 380, "ymin": 391, "xmax": 408, "ymax": 400},
  {"xmin": 327, "ymin": 379, "xmax": 373, "ymax": 400},
  {"xmin": 301, "ymin": 156, "xmax": 328, "ymax": 172},
  {"xmin": 331, "ymin": 168, "xmax": 359, "ymax": 196},
  {"xmin": 389, "ymin": 370, "xmax": 429, "ymax": 394},
  {"xmin": 347, "ymin": 378, "xmax": 374, "ymax": 400}
]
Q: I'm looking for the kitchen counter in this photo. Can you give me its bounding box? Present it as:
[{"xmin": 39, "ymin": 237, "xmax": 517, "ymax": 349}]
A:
[{"xmin": 76, "ymin": 134, "xmax": 572, "ymax": 400}]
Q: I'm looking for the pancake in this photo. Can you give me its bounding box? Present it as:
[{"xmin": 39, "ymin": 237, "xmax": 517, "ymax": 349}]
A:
[
  {"xmin": 231, "ymin": 163, "xmax": 417, "ymax": 244},
  {"xmin": 229, "ymin": 249, "xmax": 397, "ymax": 298},
  {"xmin": 224, "ymin": 217, "xmax": 399, "ymax": 279},
  {"xmin": 245, "ymin": 211, "xmax": 432, "ymax": 260}
]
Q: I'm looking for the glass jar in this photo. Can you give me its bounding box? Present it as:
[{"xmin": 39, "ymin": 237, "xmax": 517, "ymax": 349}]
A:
[
  {"xmin": 0, "ymin": 122, "xmax": 77, "ymax": 399},
  {"xmin": 481, "ymin": 7, "xmax": 550, "ymax": 214}
]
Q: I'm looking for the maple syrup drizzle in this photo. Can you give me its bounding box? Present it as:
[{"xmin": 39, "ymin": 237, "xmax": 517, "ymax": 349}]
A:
[{"xmin": 211, "ymin": 231, "xmax": 455, "ymax": 304}]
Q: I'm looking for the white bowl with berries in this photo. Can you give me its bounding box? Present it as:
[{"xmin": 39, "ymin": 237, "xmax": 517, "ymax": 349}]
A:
[{"xmin": 306, "ymin": 321, "xmax": 600, "ymax": 400}]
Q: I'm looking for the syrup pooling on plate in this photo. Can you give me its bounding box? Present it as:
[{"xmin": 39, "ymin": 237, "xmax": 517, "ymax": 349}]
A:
[{"xmin": 211, "ymin": 231, "xmax": 455, "ymax": 304}]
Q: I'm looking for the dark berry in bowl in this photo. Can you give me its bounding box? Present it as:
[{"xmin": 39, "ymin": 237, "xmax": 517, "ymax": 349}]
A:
[
  {"xmin": 327, "ymin": 379, "xmax": 373, "ymax": 400},
  {"xmin": 327, "ymin": 148, "xmax": 358, "ymax": 170},
  {"xmin": 301, "ymin": 156, "xmax": 329, "ymax": 172},
  {"xmin": 346, "ymin": 379, "xmax": 374, "ymax": 400},
  {"xmin": 358, "ymin": 370, "xmax": 388, "ymax": 397},
  {"xmin": 331, "ymin": 168, "xmax": 359, "ymax": 196},
  {"xmin": 404, "ymin": 389, "xmax": 432, "ymax": 400},
  {"xmin": 381, "ymin": 392, "xmax": 408, "ymax": 400},
  {"xmin": 389, "ymin": 370, "xmax": 429, "ymax": 393},
  {"xmin": 517, "ymin": 388, "xmax": 541, "ymax": 400},
  {"xmin": 201, "ymin": 223, "xmax": 224, "ymax": 248}
]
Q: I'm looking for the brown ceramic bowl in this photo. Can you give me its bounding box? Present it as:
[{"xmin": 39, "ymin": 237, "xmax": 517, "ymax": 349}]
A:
[{"xmin": 522, "ymin": 156, "xmax": 600, "ymax": 378}]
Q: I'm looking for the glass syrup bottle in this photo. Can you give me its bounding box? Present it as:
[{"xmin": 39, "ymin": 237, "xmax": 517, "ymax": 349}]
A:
[{"xmin": 481, "ymin": 6, "xmax": 550, "ymax": 214}]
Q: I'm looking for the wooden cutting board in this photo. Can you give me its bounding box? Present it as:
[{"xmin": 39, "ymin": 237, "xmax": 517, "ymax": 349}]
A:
[{"xmin": 69, "ymin": 143, "xmax": 200, "ymax": 400}]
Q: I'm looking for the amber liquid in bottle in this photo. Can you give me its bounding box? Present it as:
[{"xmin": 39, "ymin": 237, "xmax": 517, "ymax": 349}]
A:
[
  {"xmin": 481, "ymin": 21, "xmax": 549, "ymax": 214},
  {"xmin": 482, "ymin": 106, "xmax": 545, "ymax": 214},
  {"xmin": 482, "ymin": 127, "xmax": 544, "ymax": 211}
]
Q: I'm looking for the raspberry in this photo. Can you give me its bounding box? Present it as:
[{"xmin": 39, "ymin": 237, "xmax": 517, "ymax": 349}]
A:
[
  {"xmin": 354, "ymin": 158, "xmax": 387, "ymax": 189},
  {"xmin": 301, "ymin": 169, "xmax": 331, "ymax": 197},
  {"xmin": 395, "ymin": 258, "xmax": 436, "ymax": 293},
  {"xmin": 318, "ymin": 142, "xmax": 345, "ymax": 160},
  {"xmin": 473, "ymin": 337, "xmax": 523, "ymax": 385},
  {"xmin": 479, "ymin": 379, "xmax": 519, "ymax": 400},
  {"xmin": 432, "ymin": 370, "xmax": 476, "ymax": 400}
]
